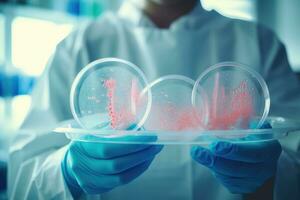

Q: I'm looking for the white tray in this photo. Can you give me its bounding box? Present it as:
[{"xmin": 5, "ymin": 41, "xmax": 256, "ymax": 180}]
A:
[{"xmin": 53, "ymin": 117, "xmax": 300, "ymax": 145}]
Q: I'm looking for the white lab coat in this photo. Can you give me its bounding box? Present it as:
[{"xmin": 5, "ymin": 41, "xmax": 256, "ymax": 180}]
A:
[{"xmin": 8, "ymin": 2, "xmax": 300, "ymax": 200}]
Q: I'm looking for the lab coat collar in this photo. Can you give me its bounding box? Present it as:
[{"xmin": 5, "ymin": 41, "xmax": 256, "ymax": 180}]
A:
[
  {"xmin": 118, "ymin": 1, "xmax": 155, "ymax": 28},
  {"xmin": 118, "ymin": 1, "xmax": 219, "ymax": 30}
]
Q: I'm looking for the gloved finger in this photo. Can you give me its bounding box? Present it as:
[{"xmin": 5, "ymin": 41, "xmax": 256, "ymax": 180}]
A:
[
  {"xmin": 191, "ymin": 146, "xmax": 214, "ymax": 166},
  {"xmin": 107, "ymin": 157, "xmax": 154, "ymax": 186},
  {"xmin": 75, "ymin": 158, "xmax": 154, "ymax": 194},
  {"xmin": 69, "ymin": 144, "xmax": 163, "ymax": 175},
  {"xmin": 209, "ymin": 140, "xmax": 282, "ymax": 163},
  {"xmin": 73, "ymin": 169, "xmax": 114, "ymax": 195},
  {"xmin": 214, "ymin": 172, "xmax": 261, "ymax": 194},
  {"xmin": 211, "ymin": 156, "xmax": 275, "ymax": 178},
  {"xmin": 95, "ymin": 145, "xmax": 162, "ymax": 175},
  {"xmin": 191, "ymin": 146, "xmax": 273, "ymax": 178},
  {"xmin": 75, "ymin": 135, "xmax": 159, "ymax": 159}
]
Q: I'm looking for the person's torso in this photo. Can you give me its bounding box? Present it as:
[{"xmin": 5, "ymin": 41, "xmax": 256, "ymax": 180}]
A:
[
  {"xmin": 82, "ymin": 12, "xmax": 262, "ymax": 84},
  {"xmin": 65, "ymin": 10, "xmax": 265, "ymax": 200}
]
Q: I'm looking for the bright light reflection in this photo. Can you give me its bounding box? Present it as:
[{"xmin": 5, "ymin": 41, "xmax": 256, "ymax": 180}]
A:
[
  {"xmin": 201, "ymin": 0, "xmax": 255, "ymax": 21},
  {"xmin": 12, "ymin": 17, "xmax": 73, "ymax": 76}
]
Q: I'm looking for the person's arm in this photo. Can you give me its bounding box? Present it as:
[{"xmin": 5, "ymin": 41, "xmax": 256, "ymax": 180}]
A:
[
  {"xmin": 8, "ymin": 135, "xmax": 71, "ymax": 199},
  {"xmin": 258, "ymin": 25, "xmax": 300, "ymax": 198},
  {"xmin": 8, "ymin": 24, "xmax": 91, "ymax": 199},
  {"xmin": 258, "ymin": 25, "xmax": 300, "ymax": 119}
]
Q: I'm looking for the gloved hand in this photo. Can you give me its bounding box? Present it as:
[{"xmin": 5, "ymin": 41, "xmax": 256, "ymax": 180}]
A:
[
  {"xmin": 190, "ymin": 124, "xmax": 282, "ymax": 194},
  {"xmin": 61, "ymin": 134, "xmax": 162, "ymax": 198}
]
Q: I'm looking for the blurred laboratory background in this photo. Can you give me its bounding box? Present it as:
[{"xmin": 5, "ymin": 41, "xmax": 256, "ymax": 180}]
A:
[{"xmin": 0, "ymin": 0, "xmax": 299, "ymax": 198}]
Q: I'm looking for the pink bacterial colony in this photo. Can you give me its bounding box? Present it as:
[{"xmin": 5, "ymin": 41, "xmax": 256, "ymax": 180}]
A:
[
  {"xmin": 103, "ymin": 77, "xmax": 253, "ymax": 131},
  {"xmin": 152, "ymin": 104, "xmax": 205, "ymax": 131},
  {"xmin": 103, "ymin": 79, "xmax": 139, "ymax": 129},
  {"xmin": 208, "ymin": 79, "xmax": 253, "ymax": 130},
  {"xmin": 176, "ymin": 108, "xmax": 205, "ymax": 130},
  {"xmin": 154, "ymin": 80, "xmax": 253, "ymax": 131},
  {"xmin": 103, "ymin": 79, "xmax": 117, "ymax": 128}
]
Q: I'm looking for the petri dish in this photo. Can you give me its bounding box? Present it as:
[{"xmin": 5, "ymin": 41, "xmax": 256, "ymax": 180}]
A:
[
  {"xmin": 70, "ymin": 58, "xmax": 152, "ymax": 130},
  {"xmin": 140, "ymin": 75, "xmax": 209, "ymax": 131},
  {"xmin": 192, "ymin": 62, "xmax": 270, "ymax": 130}
]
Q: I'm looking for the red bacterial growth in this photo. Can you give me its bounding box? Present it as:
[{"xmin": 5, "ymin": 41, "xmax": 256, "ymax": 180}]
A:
[
  {"xmin": 103, "ymin": 79, "xmax": 141, "ymax": 129},
  {"xmin": 208, "ymin": 77, "xmax": 253, "ymax": 130},
  {"xmin": 151, "ymin": 104, "xmax": 205, "ymax": 131},
  {"xmin": 130, "ymin": 79, "xmax": 139, "ymax": 115},
  {"xmin": 151, "ymin": 76, "xmax": 253, "ymax": 131},
  {"xmin": 103, "ymin": 76, "xmax": 253, "ymax": 131},
  {"xmin": 175, "ymin": 108, "xmax": 205, "ymax": 131},
  {"xmin": 104, "ymin": 79, "xmax": 117, "ymax": 128}
]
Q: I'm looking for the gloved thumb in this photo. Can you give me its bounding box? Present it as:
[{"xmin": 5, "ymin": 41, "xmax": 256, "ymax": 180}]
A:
[{"xmin": 191, "ymin": 146, "xmax": 214, "ymax": 167}]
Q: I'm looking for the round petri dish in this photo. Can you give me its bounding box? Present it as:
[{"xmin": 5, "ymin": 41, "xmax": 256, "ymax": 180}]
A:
[
  {"xmin": 70, "ymin": 58, "xmax": 152, "ymax": 130},
  {"xmin": 140, "ymin": 75, "xmax": 209, "ymax": 131},
  {"xmin": 192, "ymin": 62, "xmax": 270, "ymax": 130}
]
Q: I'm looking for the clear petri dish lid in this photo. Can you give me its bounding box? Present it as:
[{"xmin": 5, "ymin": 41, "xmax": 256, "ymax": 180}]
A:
[
  {"xmin": 140, "ymin": 75, "xmax": 209, "ymax": 131},
  {"xmin": 70, "ymin": 58, "xmax": 152, "ymax": 130},
  {"xmin": 192, "ymin": 62, "xmax": 270, "ymax": 130}
]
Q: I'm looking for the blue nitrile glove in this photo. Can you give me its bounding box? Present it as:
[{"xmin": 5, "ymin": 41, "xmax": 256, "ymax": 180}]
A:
[
  {"xmin": 190, "ymin": 123, "xmax": 282, "ymax": 194},
  {"xmin": 61, "ymin": 131, "xmax": 162, "ymax": 198}
]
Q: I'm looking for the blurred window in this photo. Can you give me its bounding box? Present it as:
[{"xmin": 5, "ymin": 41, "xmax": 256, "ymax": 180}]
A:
[
  {"xmin": 0, "ymin": 6, "xmax": 75, "ymax": 130},
  {"xmin": 201, "ymin": 0, "xmax": 256, "ymax": 21},
  {"xmin": 12, "ymin": 17, "xmax": 73, "ymax": 76}
]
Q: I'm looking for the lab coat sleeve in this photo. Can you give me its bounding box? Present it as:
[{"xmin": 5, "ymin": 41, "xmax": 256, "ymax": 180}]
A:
[
  {"xmin": 258, "ymin": 26, "xmax": 300, "ymax": 199},
  {"xmin": 9, "ymin": 132, "xmax": 72, "ymax": 199},
  {"xmin": 8, "ymin": 22, "xmax": 100, "ymax": 200},
  {"xmin": 258, "ymin": 26, "xmax": 300, "ymax": 152},
  {"xmin": 259, "ymin": 26, "xmax": 300, "ymax": 119}
]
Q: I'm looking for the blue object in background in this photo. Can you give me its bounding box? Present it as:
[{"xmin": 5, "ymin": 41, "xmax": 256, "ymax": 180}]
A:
[
  {"xmin": 0, "ymin": 72, "xmax": 35, "ymax": 194},
  {"xmin": 66, "ymin": 0, "xmax": 104, "ymax": 17},
  {"xmin": 0, "ymin": 73, "xmax": 36, "ymax": 97},
  {"xmin": 67, "ymin": 0, "xmax": 81, "ymax": 16}
]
